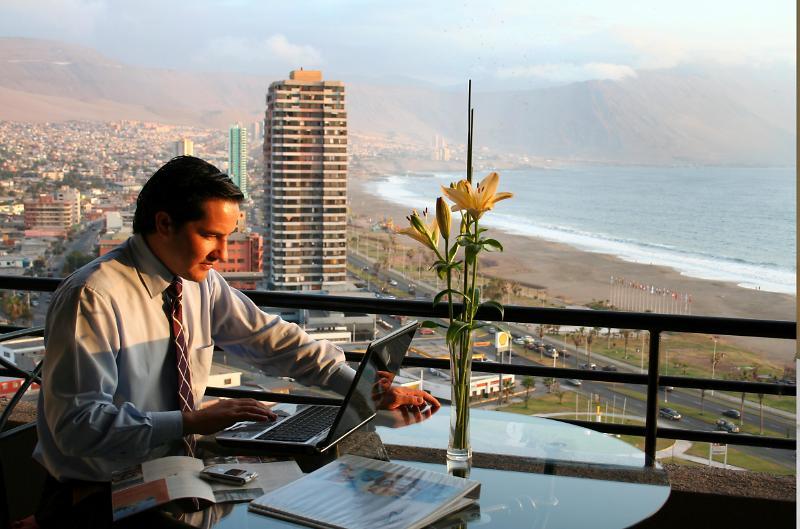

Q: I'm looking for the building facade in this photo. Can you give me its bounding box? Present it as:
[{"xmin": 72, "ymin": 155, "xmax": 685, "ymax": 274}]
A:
[
  {"xmin": 174, "ymin": 138, "xmax": 194, "ymax": 157},
  {"xmin": 263, "ymin": 70, "xmax": 348, "ymax": 291},
  {"xmin": 23, "ymin": 186, "xmax": 81, "ymax": 237},
  {"xmin": 228, "ymin": 124, "xmax": 248, "ymax": 199}
]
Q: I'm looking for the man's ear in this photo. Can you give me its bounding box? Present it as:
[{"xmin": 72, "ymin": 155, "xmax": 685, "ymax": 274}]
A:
[{"xmin": 153, "ymin": 211, "xmax": 173, "ymax": 236}]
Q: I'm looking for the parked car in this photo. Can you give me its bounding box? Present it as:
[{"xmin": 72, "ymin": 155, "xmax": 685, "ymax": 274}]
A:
[
  {"xmin": 419, "ymin": 327, "xmax": 435, "ymax": 335},
  {"xmin": 722, "ymin": 409, "xmax": 741, "ymax": 419},
  {"xmin": 544, "ymin": 350, "xmax": 559, "ymax": 359},
  {"xmin": 579, "ymin": 363, "xmax": 597, "ymax": 370},
  {"xmin": 389, "ymin": 279, "xmax": 398, "ymax": 286},
  {"xmin": 659, "ymin": 407, "xmax": 682, "ymax": 421},
  {"xmin": 487, "ymin": 326, "xmax": 496, "ymax": 334},
  {"xmin": 716, "ymin": 419, "xmax": 740, "ymax": 433},
  {"xmin": 512, "ymin": 338, "xmax": 526, "ymax": 345},
  {"xmin": 566, "ymin": 379, "xmax": 583, "ymax": 386},
  {"xmin": 663, "ymin": 386, "xmax": 674, "ymax": 392},
  {"xmin": 523, "ymin": 335, "xmax": 534, "ymax": 344}
]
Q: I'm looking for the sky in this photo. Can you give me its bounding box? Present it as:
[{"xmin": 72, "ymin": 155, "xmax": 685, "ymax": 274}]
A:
[{"xmin": 0, "ymin": 0, "xmax": 795, "ymax": 87}]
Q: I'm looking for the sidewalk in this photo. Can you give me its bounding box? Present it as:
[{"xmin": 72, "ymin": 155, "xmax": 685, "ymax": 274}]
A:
[{"xmin": 656, "ymin": 439, "xmax": 745, "ymax": 470}]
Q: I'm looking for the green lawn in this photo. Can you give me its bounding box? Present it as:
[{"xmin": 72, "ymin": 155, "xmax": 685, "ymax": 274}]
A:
[{"xmin": 684, "ymin": 442, "xmax": 795, "ymax": 476}]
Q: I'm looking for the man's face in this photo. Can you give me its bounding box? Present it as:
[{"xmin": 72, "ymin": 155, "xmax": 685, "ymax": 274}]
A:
[{"xmin": 156, "ymin": 198, "xmax": 240, "ymax": 282}]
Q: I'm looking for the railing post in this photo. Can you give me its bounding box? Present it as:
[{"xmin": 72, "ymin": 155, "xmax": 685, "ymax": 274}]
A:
[{"xmin": 644, "ymin": 329, "xmax": 661, "ymax": 466}]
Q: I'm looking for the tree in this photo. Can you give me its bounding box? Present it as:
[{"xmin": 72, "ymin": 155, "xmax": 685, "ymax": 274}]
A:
[
  {"xmin": 543, "ymin": 377, "xmax": 555, "ymax": 393},
  {"xmin": 621, "ymin": 330, "xmax": 631, "ymax": 359},
  {"xmin": 63, "ymin": 251, "xmax": 94, "ymax": 274},
  {"xmin": 571, "ymin": 329, "xmax": 584, "ymax": 368},
  {"xmin": 521, "ymin": 376, "xmax": 536, "ymax": 407},
  {"xmin": 585, "ymin": 328, "xmax": 596, "ymax": 366}
]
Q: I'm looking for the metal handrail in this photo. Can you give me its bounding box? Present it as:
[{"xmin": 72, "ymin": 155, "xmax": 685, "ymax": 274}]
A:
[{"xmin": 0, "ymin": 276, "xmax": 795, "ymax": 466}]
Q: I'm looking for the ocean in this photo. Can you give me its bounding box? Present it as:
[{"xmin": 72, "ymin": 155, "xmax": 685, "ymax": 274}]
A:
[{"xmin": 372, "ymin": 166, "xmax": 796, "ymax": 296}]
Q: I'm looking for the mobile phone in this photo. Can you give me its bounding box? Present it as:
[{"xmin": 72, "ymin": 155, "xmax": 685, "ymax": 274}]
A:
[{"xmin": 200, "ymin": 466, "xmax": 258, "ymax": 485}]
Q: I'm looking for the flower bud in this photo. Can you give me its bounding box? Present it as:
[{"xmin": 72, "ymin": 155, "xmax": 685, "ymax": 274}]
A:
[{"xmin": 436, "ymin": 196, "xmax": 451, "ymax": 240}]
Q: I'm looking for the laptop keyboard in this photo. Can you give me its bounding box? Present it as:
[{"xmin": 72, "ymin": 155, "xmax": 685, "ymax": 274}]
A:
[{"xmin": 256, "ymin": 405, "xmax": 339, "ymax": 442}]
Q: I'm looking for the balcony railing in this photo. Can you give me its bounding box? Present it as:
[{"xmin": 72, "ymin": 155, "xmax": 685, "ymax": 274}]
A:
[{"xmin": 0, "ymin": 275, "xmax": 795, "ymax": 467}]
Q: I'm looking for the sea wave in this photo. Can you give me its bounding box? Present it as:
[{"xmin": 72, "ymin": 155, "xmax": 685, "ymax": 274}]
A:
[{"xmin": 371, "ymin": 176, "xmax": 796, "ymax": 296}]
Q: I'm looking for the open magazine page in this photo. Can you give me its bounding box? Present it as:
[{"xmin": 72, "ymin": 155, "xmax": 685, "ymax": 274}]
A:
[
  {"xmin": 250, "ymin": 455, "xmax": 480, "ymax": 529},
  {"xmin": 111, "ymin": 457, "xmax": 214, "ymax": 521}
]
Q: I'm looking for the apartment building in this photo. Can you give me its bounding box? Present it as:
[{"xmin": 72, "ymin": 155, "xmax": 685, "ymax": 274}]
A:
[
  {"xmin": 23, "ymin": 186, "xmax": 81, "ymax": 237},
  {"xmin": 263, "ymin": 70, "xmax": 347, "ymax": 291}
]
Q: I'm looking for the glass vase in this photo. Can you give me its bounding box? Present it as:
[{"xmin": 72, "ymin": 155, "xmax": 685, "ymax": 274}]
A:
[{"xmin": 447, "ymin": 341, "xmax": 472, "ymax": 475}]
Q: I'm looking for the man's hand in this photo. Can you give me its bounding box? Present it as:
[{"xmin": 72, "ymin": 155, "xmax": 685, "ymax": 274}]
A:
[
  {"xmin": 376, "ymin": 383, "xmax": 441, "ymax": 411},
  {"xmin": 377, "ymin": 402, "xmax": 440, "ymax": 428},
  {"xmin": 182, "ymin": 398, "xmax": 277, "ymax": 435}
]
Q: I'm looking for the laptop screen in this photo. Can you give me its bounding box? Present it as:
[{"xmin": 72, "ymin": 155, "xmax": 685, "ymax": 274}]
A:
[{"xmin": 324, "ymin": 322, "xmax": 418, "ymax": 445}]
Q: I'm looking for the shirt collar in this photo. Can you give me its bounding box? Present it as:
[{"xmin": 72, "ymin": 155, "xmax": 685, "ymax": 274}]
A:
[{"xmin": 129, "ymin": 233, "xmax": 175, "ymax": 299}]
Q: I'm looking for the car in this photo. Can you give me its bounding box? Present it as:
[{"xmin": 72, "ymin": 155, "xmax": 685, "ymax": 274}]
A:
[
  {"xmin": 523, "ymin": 335, "xmax": 534, "ymax": 344},
  {"xmin": 566, "ymin": 379, "xmax": 582, "ymax": 386},
  {"xmin": 663, "ymin": 386, "xmax": 674, "ymax": 392},
  {"xmin": 659, "ymin": 407, "xmax": 681, "ymax": 421},
  {"xmin": 512, "ymin": 338, "xmax": 526, "ymax": 345},
  {"xmin": 361, "ymin": 266, "xmax": 369, "ymax": 271},
  {"xmin": 579, "ymin": 363, "xmax": 597, "ymax": 370},
  {"xmin": 487, "ymin": 326, "xmax": 496, "ymax": 334},
  {"xmin": 544, "ymin": 350, "xmax": 559, "ymax": 359},
  {"xmin": 389, "ymin": 279, "xmax": 398, "ymax": 286},
  {"xmin": 722, "ymin": 409, "xmax": 741, "ymax": 419},
  {"xmin": 419, "ymin": 327, "xmax": 435, "ymax": 335},
  {"xmin": 601, "ymin": 365, "xmax": 618, "ymax": 372},
  {"xmin": 716, "ymin": 419, "xmax": 740, "ymax": 433}
]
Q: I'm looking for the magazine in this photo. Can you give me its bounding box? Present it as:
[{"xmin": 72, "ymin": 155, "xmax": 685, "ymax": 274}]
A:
[
  {"xmin": 249, "ymin": 454, "xmax": 481, "ymax": 529},
  {"xmin": 111, "ymin": 455, "xmax": 302, "ymax": 521}
]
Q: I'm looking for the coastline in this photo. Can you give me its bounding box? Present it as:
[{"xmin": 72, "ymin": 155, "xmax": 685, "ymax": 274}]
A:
[{"xmin": 348, "ymin": 178, "xmax": 796, "ymax": 361}]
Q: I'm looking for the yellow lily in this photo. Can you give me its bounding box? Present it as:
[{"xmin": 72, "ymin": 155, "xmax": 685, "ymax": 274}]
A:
[
  {"xmin": 395, "ymin": 208, "xmax": 441, "ymax": 251},
  {"xmin": 441, "ymin": 172, "xmax": 513, "ymax": 219}
]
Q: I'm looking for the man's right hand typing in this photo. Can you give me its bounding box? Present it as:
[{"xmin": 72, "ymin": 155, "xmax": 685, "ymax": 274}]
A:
[{"xmin": 182, "ymin": 398, "xmax": 277, "ymax": 435}]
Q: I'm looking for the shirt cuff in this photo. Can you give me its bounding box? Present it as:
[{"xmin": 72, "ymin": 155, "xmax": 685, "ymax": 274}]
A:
[
  {"xmin": 149, "ymin": 410, "xmax": 184, "ymax": 447},
  {"xmin": 326, "ymin": 362, "xmax": 358, "ymax": 396}
]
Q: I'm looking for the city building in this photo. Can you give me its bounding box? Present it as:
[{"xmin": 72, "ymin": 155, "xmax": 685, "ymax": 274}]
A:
[
  {"xmin": 174, "ymin": 138, "xmax": 194, "ymax": 157},
  {"xmin": 23, "ymin": 186, "xmax": 81, "ymax": 238},
  {"xmin": 433, "ymin": 134, "xmax": 451, "ymax": 161},
  {"xmin": 228, "ymin": 124, "xmax": 248, "ymax": 198},
  {"xmin": 214, "ymin": 231, "xmax": 263, "ymax": 275},
  {"xmin": 264, "ymin": 69, "xmax": 348, "ymax": 291}
]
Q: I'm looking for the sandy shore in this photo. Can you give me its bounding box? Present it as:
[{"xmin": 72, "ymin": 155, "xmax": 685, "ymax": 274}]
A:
[{"xmin": 349, "ymin": 179, "xmax": 796, "ymax": 361}]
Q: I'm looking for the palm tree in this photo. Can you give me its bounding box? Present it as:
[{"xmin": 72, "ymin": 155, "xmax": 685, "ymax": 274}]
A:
[
  {"xmin": 571, "ymin": 331, "xmax": 583, "ymax": 369},
  {"xmin": 521, "ymin": 376, "xmax": 536, "ymax": 407},
  {"xmin": 621, "ymin": 330, "xmax": 631, "ymax": 359},
  {"xmin": 586, "ymin": 328, "xmax": 596, "ymax": 366}
]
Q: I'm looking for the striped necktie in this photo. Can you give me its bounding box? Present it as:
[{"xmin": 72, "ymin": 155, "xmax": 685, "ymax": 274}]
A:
[{"xmin": 167, "ymin": 277, "xmax": 197, "ymax": 458}]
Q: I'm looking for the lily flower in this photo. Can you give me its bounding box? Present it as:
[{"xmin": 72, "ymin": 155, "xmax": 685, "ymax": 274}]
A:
[
  {"xmin": 441, "ymin": 172, "xmax": 513, "ymax": 219},
  {"xmin": 395, "ymin": 208, "xmax": 441, "ymax": 252}
]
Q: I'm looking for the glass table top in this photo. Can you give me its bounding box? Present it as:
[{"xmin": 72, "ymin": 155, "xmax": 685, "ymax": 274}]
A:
[
  {"xmin": 375, "ymin": 405, "xmax": 654, "ymax": 469},
  {"xmin": 209, "ymin": 406, "xmax": 670, "ymax": 529}
]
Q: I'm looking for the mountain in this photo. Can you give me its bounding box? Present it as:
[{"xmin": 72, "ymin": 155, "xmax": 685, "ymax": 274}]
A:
[{"xmin": 0, "ymin": 38, "xmax": 794, "ymax": 165}]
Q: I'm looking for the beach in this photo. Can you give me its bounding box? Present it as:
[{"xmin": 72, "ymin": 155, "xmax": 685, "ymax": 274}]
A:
[{"xmin": 348, "ymin": 179, "xmax": 796, "ymax": 361}]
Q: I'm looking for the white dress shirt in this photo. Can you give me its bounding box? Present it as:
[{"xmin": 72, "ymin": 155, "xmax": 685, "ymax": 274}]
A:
[{"xmin": 34, "ymin": 234, "xmax": 356, "ymax": 482}]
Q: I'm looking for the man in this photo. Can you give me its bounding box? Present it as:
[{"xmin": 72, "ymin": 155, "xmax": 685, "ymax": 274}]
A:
[{"xmin": 34, "ymin": 156, "xmax": 438, "ymax": 525}]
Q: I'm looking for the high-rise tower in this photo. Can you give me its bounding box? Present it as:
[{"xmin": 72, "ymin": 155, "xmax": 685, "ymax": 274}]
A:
[
  {"xmin": 264, "ymin": 70, "xmax": 347, "ymax": 291},
  {"xmin": 174, "ymin": 138, "xmax": 194, "ymax": 157},
  {"xmin": 228, "ymin": 124, "xmax": 248, "ymax": 198}
]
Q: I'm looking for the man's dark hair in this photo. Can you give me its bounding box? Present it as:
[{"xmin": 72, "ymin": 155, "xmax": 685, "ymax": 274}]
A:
[{"xmin": 133, "ymin": 156, "xmax": 244, "ymax": 234}]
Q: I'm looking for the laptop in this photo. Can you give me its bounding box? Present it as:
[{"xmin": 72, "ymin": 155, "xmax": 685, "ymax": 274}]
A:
[{"xmin": 216, "ymin": 320, "xmax": 420, "ymax": 454}]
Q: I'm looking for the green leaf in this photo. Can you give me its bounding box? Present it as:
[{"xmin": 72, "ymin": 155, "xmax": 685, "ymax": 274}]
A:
[
  {"xmin": 448, "ymin": 244, "xmax": 459, "ymax": 262},
  {"xmin": 446, "ymin": 320, "xmax": 471, "ymax": 345},
  {"xmin": 482, "ymin": 238, "xmax": 504, "ymax": 252},
  {"xmin": 421, "ymin": 320, "xmax": 448, "ymax": 329},
  {"xmin": 479, "ymin": 299, "xmax": 505, "ymax": 319},
  {"xmin": 433, "ymin": 288, "xmax": 466, "ymax": 306}
]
